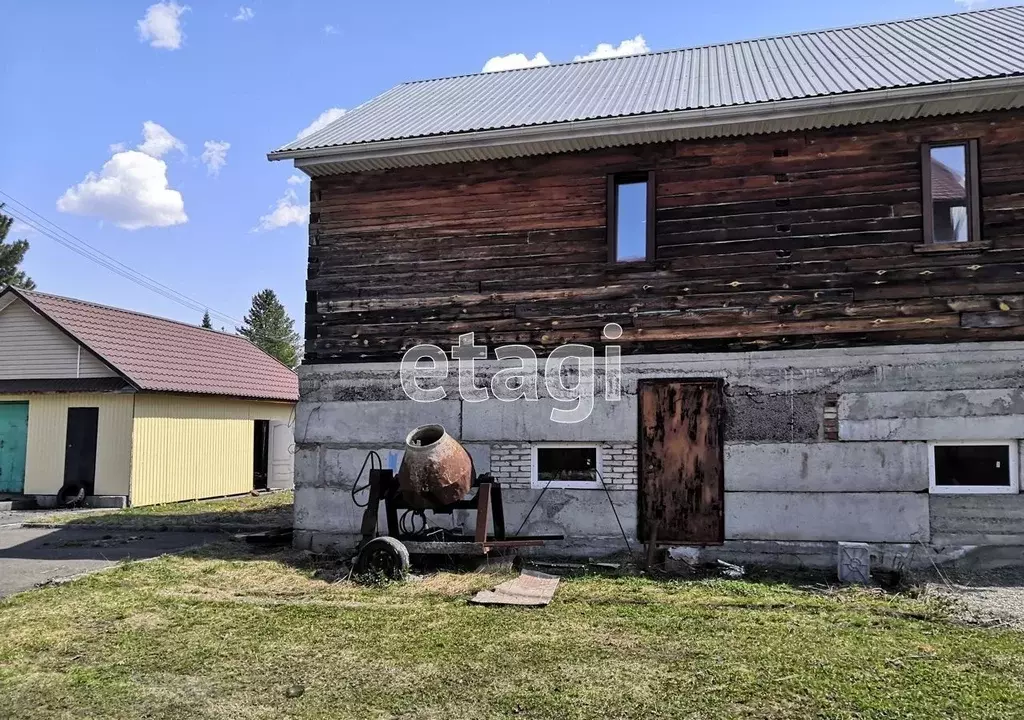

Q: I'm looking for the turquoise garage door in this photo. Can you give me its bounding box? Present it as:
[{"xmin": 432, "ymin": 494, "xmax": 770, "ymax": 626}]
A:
[{"xmin": 0, "ymin": 402, "xmax": 29, "ymax": 494}]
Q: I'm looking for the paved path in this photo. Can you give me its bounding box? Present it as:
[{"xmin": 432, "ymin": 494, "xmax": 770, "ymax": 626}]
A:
[{"xmin": 0, "ymin": 526, "xmax": 221, "ymax": 597}]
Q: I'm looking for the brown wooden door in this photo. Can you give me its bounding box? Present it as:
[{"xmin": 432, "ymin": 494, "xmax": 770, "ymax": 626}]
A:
[{"xmin": 638, "ymin": 380, "xmax": 725, "ymax": 545}]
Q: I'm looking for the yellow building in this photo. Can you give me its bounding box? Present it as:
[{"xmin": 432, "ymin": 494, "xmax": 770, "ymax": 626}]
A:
[{"xmin": 0, "ymin": 288, "xmax": 299, "ymax": 507}]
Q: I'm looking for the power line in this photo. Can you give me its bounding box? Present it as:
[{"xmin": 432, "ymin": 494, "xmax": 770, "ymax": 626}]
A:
[
  {"xmin": 0, "ymin": 190, "xmax": 242, "ymax": 327},
  {"xmin": 1, "ymin": 190, "xmax": 305, "ymax": 345}
]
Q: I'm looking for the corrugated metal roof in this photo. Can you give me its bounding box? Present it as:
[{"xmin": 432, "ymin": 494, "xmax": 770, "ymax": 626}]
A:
[
  {"xmin": 4, "ymin": 288, "xmax": 299, "ymax": 403},
  {"xmin": 273, "ymin": 6, "xmax": 1024, "ymax": 156}
]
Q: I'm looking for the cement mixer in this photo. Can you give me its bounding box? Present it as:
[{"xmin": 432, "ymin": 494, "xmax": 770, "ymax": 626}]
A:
[{"xmin": 352, "ymin": 424, "xmax": 562, "ymax": 579}]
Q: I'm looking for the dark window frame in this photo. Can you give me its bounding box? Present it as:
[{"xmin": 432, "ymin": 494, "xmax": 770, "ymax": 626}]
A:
[
  {"xmin": 607, "ymin": 171, "xmax": 656, "ymax": 263},
  {"xmin": 921, "ymin": 139, "xmax": 982, "ymax": 246}
]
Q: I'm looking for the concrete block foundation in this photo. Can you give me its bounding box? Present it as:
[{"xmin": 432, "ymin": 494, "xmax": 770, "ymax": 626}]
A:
[{"xmin": 294, "ymin": 341, "xmax": 1024, "ymax": 568}]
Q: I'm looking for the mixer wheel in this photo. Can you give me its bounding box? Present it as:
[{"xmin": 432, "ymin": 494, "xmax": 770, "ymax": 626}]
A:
[{"xmin": 355, "ymin": 536, "xmax": 410, "ymax": 581}]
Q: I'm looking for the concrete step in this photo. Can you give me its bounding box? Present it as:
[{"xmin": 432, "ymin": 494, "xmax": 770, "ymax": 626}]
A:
[{"xmin": 0, "ymin": 495, "xmax": 38, "ymax": 512}]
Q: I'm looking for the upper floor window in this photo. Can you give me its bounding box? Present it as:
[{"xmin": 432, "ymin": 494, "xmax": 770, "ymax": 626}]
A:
[
  {"xmin": 922, "ymin": 141, "xmax": 981, "ymax": 245},
  {"xmin": 608, "ymin": 171, "xmax": 654, "ymax": 263}
]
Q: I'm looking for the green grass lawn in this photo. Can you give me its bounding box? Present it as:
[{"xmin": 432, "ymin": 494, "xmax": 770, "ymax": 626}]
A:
[
  {"xmin": 0, "ymin": 546, "xmax": 1021, "ymax": 719},
  {"xmin": 27, "ymin": 491, "xmax": 293, "ymax": 530}
]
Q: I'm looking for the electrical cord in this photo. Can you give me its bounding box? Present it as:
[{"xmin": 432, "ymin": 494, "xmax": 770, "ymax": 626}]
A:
[
  {"xmin": 351, "ymin": 450, "xmax": 383, "ymax": 508},
  {"xmin": 399, "ymin": 509, "xmax": 428, "ymax": 536}
]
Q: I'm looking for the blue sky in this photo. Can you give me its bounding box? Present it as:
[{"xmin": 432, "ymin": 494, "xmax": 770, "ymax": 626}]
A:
[{"xmin": 0, "ymin": 0, "xmax": 997, "ymax": 333}]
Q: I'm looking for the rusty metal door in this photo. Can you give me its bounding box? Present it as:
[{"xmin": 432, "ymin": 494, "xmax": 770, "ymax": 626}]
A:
[{"xmin": 638, "ymin": 380, "xmax": 725, "ymax": 545}]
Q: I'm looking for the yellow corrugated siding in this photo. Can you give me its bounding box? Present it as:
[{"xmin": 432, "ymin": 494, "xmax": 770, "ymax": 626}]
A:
[
  {"xmin": 0, "ymin": 393, "xmax": 134, "ymax": 496},
  {"xmin": 130, "ymin": 394, "xmax": 294, "ymax": 506}
]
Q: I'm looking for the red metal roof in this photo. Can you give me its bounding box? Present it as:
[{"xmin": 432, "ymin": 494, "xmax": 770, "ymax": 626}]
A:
[
  {"xmin": 8, "ymin": 289, "xmax": 298, "ymax": 402},
  {"xmin": 931, "ymin": 159, "xmax": 967, "ymax": 202}
]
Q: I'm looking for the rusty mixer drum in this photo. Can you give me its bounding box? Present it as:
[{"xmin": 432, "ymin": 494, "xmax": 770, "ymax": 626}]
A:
[{"xmin": 396, "ymin": 424, "xmax": 473, "ymax": 509}]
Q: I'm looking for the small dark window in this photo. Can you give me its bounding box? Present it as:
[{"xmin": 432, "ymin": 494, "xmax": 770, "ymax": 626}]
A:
[
  {"xmin": 608, "ymin": 172, "xmax": 654, "ymax": 263},
  {"xmin": 533, "ymin": 445, "xmax": 600, "ymax": 487},
  {"xmin": 922, "ymin": 141, "xmax": 981, "ymax": 244},
  {"xmin": 930, "ymin": 442, "xmax": 1018, "ymax": 494}
]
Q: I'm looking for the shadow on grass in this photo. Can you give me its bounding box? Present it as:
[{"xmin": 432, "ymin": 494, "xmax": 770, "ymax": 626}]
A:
[{"xmin": 26, "ymin": 492, "xmax": 293, "ymax": 533}]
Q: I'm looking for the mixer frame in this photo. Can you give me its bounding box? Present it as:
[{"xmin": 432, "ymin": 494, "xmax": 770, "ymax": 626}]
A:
[{"xmin": 358, "ymin": 468, "xmax": 561, "ymax": 555}]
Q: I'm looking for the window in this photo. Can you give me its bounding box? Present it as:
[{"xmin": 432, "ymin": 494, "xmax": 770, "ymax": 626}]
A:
[
  {"xmin": 928, "ymin": 441, "xmax": 1019, "ymax": 495},
  {"xmin": 608, "ymin": 172, "xmax": 654, "ymax": 263},
  {"xmin": 531, "ymin": 444, "xmax": 602, "ymax": 489},
  {"xmin": 922, "ymin": 141, "xmax": 981, "ymax": 245}
]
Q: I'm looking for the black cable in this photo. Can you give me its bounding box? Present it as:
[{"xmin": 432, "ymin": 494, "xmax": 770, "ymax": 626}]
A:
[
  {"xmin": 596, "ymin": 468, "xmax": 633, "ymax": 555},
  {"xmin": 350, "ymin": 450, "xmax": 383, "ymax": 508},
  {"xmin": 399, "ymin": 509, "xmax": 427, "ymax": 536}
]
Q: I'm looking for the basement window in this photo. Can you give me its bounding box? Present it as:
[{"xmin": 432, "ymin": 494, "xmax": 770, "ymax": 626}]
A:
[
  {"xmin": 928, "ymin": 441, "xmax": 1019, "ymax": 494},
  {"xmin": 531, "ymin": 444, "xmax": 602, "ymax": 489},
  {"xmin": 922, "ymin": 141, "xmax": 981, "ymax": 245},
  {"xmin": 608, "ymin": 172, "xmax": 654, "ymax": 263}
]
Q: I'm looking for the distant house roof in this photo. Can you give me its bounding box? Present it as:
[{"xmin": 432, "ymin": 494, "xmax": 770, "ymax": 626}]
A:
[
  {"xmin": 271, "ymin": 7, "xmax": 1024, "ymax": 174},
  {"xmin": 931, "ymin": 159, "xmax": 967, "ymax": 202},
  {"xmin": 1, "ymin": 287, "xmax": 299, "ymax": 402}
]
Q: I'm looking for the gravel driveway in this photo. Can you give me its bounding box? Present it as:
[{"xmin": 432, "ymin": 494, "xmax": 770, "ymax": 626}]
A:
[{"xmin": 924, "ymin": 567, "xmax": 1024, "ymax": 630}]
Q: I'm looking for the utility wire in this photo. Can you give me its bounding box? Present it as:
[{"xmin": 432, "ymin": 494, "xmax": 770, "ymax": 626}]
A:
[
  {"xmin": 2, "ymin": 191, "xmax": 306, "ymax": 345},
  {"xmin": 0, "ymin": 191, "xmax": 242, "ymax": 327}
]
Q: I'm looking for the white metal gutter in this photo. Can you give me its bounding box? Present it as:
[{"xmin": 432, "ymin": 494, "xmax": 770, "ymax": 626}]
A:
[{"xmin": 269, "ymin": 76, "xmax": 1024, "ymax": 175}]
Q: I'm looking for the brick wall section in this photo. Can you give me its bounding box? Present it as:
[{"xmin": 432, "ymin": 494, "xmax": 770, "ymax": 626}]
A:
[{"xmin": 489, "ymin": 443, "xmax": 637, "ymax": 489}]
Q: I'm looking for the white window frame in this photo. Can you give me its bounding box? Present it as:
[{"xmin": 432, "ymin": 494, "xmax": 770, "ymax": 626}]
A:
[
  {"xmin": 530, "ymin": 443, "xmax": 603, "ymax": 490},
  {"xmin": 928, "ymin": 440, "xmax": 1020, "ymax": 495}
]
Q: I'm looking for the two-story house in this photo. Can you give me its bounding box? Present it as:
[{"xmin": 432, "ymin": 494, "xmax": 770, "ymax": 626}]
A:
[{"xmin": 270, "ymin": 7, "xmax": 1024, "ymax": 569}]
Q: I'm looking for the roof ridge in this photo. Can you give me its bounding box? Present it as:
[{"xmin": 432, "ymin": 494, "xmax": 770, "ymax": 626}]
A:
[
  {"xmin": 7, "ymin": 287, "xmax": 299, "ymax": 401},
  {"xmin": 18, "ymin": 289, "xmax": 244, "ymax": 340},
  {"xmin": 400, "ymin": 5, "xmax": 1022, "ymax": 86}
]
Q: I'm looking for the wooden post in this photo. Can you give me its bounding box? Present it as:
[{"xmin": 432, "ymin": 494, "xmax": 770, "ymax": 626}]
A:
[
  {"xmin": 475, "ymin": 482, "xmax": 492, "ymax": 543},
  {"xmin": 490, "ymin": 483, "xmax": 506, "ymax": 540},
  {"xmin": 646, "ymin": 520, "xmax": 659, "ymax": 572}
]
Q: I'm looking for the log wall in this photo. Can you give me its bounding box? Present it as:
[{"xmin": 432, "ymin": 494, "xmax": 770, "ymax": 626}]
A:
[{"xmin": 304, "ymin": 111, "xmax": 1024, "ymax": 363}]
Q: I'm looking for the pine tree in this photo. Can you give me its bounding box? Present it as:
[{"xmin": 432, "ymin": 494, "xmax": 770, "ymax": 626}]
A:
[
  {"xmin": 236, "ymin": 289, "xmax": 301, "ymax": 369},
  {"xmin": 201, "ymin": 310, "xmax": 213, "ymax": 329},
  {"xmin": 0, "ymin": 208, "xmax": 36, "ymax": 290}
]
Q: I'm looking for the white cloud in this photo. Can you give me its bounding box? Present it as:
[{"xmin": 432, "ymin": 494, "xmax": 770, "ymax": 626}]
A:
[
  {"xmin": 323, "ymin": 24, "xmax": 338, "ymax": 35},
  {"xmin": 57, "ymin": 151, "xmax": 187, "ymax": 230},
  {"xmin": 233, "ymin": 6, "xmax": 254, "ymax": 21},
  {"xmin": 482, "ymin": 52, "xmax": 550, "ymax": 73},
  {"xmin": 287, "ymin": 174, "xmax": 306, "ymax": 185},
  {"xmin": 109, "ymin": 142, "xmax": 127, "ymax": 153},
  {"xmin": 137, "ymin": 2, "xmax": 188, "ymax": 50},
  {"xmin": 574, "ymin": 35, "xmax": 650, "ymax": 62},
  {"xmin": 9, "ymin": 220, "xmax": 36, "ymax": 239},
  {"xmin": 296, "ymin": 107, "xmax": 346, "ymax": 140},
  {"xmin": 137, "ymin": 121, "xmax": 186, "ymax": 158},
  {"xmin": 201, "ymin": 140, "xmax": 231, "ymax": 176},
  {"xmin": 254, "ymin": 189, "xmax": 307, "ymax": 232}
]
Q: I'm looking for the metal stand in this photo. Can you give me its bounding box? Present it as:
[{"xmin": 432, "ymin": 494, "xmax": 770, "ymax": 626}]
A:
[{"xmin": 359, "ymin": 469, "xmax": 561, "ymax": 556}]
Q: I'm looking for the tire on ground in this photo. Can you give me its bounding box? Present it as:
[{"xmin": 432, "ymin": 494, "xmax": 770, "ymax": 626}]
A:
[{"xmin": 354, "ymin": 536, "xmax": 410, "ymax": 581}]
